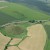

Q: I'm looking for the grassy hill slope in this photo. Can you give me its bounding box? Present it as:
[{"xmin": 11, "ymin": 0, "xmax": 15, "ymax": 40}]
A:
[{"xmin": 0, "ymin": 2, "xmax": 50, "ymax": 25}]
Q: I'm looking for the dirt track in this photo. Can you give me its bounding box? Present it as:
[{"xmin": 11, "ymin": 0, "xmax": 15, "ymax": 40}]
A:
[{"xmin": 19, "ymin": 24, "xmax": 47, "ymax": 50}]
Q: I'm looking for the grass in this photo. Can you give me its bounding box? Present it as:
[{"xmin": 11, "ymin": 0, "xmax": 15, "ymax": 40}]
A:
[
  {"xmin": 44, "ymin": 25, "xmax": 50, "ymax": 39},
  {"xmin": 47, "ymin": 4, "xmax": 50, "ymax": 7},
  {"xmin": 44, "ymin": 25, "xmax": 50, "ymax": 50},
  {"xmin": 0, "ymin": 12, "xmax": 17, "ymax": 25},
  {"xmin": 0, "ymin": 2, "xmax": 50, "ymax": 25},
  {"xmin": 0, "ymin": 2, "xmax": 50, "ymax": 49},
  {"xmin": 0, "ymin": 22, "xmax": 31, "ymax": 39},
  {"xmin": 0, "ymin": 26, "xmax": 27, "ymax": 39},
  {"xmin": 44, "ymin": 39, "xmax": 50, "ymax": 50}
]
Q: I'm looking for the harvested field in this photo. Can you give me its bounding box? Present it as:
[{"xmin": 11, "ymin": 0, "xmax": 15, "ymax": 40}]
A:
[
  {"xmin": 7, "ymin": 46, "xmax": 20, "ymax": 50},
  {"xmin": 0, "ymin": 32, "xmax": 10, "ymax": 50},
  {"xmin": 19, "ymin": 24, "xmax": 47, "ymax": 50},
  {"xmin": 10, "ymin": 38, "xmax": 21, "ymax": 45}
]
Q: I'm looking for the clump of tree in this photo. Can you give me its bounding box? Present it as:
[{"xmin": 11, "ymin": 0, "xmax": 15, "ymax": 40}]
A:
[{"xmin": 29, "ymin": 20, "xmax": 36, "ymax": 23}]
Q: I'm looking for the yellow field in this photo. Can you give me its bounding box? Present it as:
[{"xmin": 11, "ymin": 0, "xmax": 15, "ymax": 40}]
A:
[
  {"xmin": 10, "ymin": 38, "xmax": 21, "ymax": 45},
  {"xmin": 0, "ymin": 32, "xmax": 10, "ymax": 50},
  {"xmin": 18, "ymin": 24, "xmax": 47, "ymax": 50},
  {"xmin": 0, "ymin": 24, "xmax": 47, "ymax": 50},
  {"xmin": 7, "ymin": 46, "xmax": 20, "ymax": 50}
]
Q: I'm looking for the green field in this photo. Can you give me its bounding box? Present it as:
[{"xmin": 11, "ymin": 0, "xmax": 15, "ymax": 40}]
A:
[
  {"xmin": 0, "ymin": 2, "xmax": 50, "ymax": 25},
  {"xmin": 43, "ymin": 23, "xmax": 50, "ymax": 50},
  {"xmin": 0, "ymin": 2, "xmax": 50, "ymax": 50}
]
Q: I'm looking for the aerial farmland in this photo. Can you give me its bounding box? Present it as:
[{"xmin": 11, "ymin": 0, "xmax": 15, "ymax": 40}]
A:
[{"xmin": 0, "ymin": 0, "xmax": 50, "ymax": 50}]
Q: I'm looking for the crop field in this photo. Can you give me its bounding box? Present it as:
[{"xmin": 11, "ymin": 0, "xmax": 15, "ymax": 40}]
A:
[
  {"xmin": 0, "ymin": 32, "xmax": 10, "ymax": 50},
  {"xmin": 0, "ymin": 1, "xmax": 50, "ymax": 50},
  {"xmin": 7, "ymin": 46, "xmax": 20, "ymax": 50},
  {"xmin": 9, "ymin": 38, "xmax": 22, "ymax": 45},
  {"xmin": 19, "ymin": 24, "xmax": 47, "ymax": 50}
]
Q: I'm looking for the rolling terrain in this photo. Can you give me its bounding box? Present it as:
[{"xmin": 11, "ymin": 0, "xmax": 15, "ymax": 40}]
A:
[
  {"xmin": 0, "ymin": 2, "xmax": 50, "ymax": 25},
  {"xmin": 0, "ymin": 1, "xmax": 50, "ymax": 50},
  {"xmin": 6, "ymin": 0, "xmax": 50, "ymax": 14}
]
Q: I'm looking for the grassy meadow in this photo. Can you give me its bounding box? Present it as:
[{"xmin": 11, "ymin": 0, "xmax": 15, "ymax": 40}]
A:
[{"xmin": 43, "ymin": 22, "xmax": 50, "ymax": 50}]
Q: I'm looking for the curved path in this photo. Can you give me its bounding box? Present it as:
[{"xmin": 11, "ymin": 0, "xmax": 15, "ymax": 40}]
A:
[{"xmin": 19, "ymin": 24, "xmax": 47, "ymax": 50}]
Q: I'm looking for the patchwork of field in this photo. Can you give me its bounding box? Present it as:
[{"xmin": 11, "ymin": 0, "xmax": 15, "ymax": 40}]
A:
[
  {"xmin": 0, "ymin": 24, "xmax": 47, "ymax": 50},
  {"xmin": 9, "ymin": 38, "xmax": 22, "ymax": 45},
  {"xmin": 19, "ymin": 24, "xmax": 47, "ymax": 50},
  {"xmin": 0, "ymin": 1, "xmax": 50, "ymax": 50}
]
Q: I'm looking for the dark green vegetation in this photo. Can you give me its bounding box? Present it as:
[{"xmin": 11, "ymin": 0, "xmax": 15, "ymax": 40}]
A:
[
  {"xmin": 5, "ymin": 24, "xmax": 24, "ymax": 35},
  {"xmin": 4, "ymin": 38, "xmax": 13, "ymax": 50},
  {"xmin": 0, "ymin": 12, "xmax": 17, "ymax": 25}
]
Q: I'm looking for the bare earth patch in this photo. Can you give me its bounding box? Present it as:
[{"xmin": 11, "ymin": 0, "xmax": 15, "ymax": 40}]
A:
[
  {"xmin": 18, "ymin": 24, "xmax": 47, "ymax": 50},
  {"xmin": 7, "ymin": 46, "xmax": 20, "ymax": 50},
  {"xmin": 10, "ymin": 38, "xmax": 21, "ymax": 45},
  {"xmin": 0, "ymin": 32, "xmax": 10, "ymax": 50}
]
